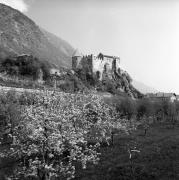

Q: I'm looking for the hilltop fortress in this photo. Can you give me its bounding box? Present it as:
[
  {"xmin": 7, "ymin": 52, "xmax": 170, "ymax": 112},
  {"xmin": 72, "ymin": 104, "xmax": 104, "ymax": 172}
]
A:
[
  {"xmin": 72, "ymin": 50, "xmax": 123, "ymax": 80},
  {"xmin": 71, "ymin": 50, "xmax": 142, "ymax": 98}
]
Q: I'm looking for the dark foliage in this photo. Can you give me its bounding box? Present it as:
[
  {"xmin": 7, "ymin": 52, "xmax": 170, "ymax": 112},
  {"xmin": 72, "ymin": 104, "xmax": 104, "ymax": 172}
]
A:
[
  {"xmin": 116, "ymin": 97, "xmax": 137, "ymax": 119},
  {"xmin": 1, "ymin": 55, "xmax": 51, "ymax": 80},
  {"xmin": 137, "ymin": 99, "xmax": 153, "ymax": 119}
]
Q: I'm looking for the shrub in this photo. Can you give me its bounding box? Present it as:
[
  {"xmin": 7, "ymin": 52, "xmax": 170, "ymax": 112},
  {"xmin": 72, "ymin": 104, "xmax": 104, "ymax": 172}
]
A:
[
  {"xmin": 58, "ymin": 80, "xmax": 75, "ymax": 92},
  {"xmin": 137, "ymin": 99, "xmax": 154, "ymax": 119},
  {"xmin": 0, "ymin": 91, "xmax": 22, "ymax": 145},
  {"xmin": 116, "ymin": 97, "xmax": 137, "ymax": 120},
  {"xmin": 1, "ymin": 56, "xmax": 51, "ymax": 81}
]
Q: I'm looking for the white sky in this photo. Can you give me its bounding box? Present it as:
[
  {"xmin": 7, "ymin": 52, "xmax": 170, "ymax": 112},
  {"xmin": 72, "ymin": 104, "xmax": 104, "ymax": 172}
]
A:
[
  {"xmin": 2, "ymin": 0, "xmax": 179, "ymax": 93},
  {"xmin": 0, "ymin": 0, "xmax": 28, "ymax": 12}
]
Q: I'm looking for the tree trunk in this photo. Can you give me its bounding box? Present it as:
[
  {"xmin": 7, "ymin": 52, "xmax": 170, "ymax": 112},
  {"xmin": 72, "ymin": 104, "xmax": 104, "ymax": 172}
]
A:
[
  {"xmin": 111, "ymin": 132, "xmax": 114, "ymax": 146},
  {"xmin": 38, "ymin": 169, "xmax": 50, "ymax": 180},
  {"xmin": 144, "ymin": 128, "xmax": 147, "ymax": 136}
]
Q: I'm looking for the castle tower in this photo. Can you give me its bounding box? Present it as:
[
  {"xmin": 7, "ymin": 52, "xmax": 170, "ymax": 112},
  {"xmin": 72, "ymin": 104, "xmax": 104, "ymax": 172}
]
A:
[{"xmin": 72, "ymin": 49, "xmax": 82, "ymax": 70}]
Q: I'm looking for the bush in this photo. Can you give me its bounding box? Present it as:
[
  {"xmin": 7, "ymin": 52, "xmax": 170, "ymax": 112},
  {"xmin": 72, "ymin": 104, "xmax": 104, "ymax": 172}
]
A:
[
  {"xmin": 137, "ymin": 99, "xmax": 154, "ymax": 119},
  {"xmin": 58, "ymin": 80, "xmax": 75, "ymax": 92},
  {"xmin": 101, "ymin": 79, "xmax": 117, "ymax": 94},
  {"xmin": 1, "ymin": 55, "xmax": 51, "ymax": 81},
  {"xmin": 116, "ymin": 97, "xmax": 137, "ymax": 120},
  {"xmin": 0, "ymin": 91, "xmax": 22, "ymax": 145}
]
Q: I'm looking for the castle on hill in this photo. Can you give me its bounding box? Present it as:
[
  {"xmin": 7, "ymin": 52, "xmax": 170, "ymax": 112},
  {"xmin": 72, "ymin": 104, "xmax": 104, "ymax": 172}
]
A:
[
  {"xmin": 71, "ymin": 50, "xmax": 143, "ymax": 98},
  {"xmin": 72, "ymin": 50, "xmax": 122, "ymax": 80}
]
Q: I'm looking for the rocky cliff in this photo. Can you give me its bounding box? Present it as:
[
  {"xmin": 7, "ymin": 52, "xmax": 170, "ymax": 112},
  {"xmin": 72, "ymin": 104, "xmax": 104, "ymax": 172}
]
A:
[{"xmin": 73, "ymin": 61, "xmax": 142, "ymax": 98}]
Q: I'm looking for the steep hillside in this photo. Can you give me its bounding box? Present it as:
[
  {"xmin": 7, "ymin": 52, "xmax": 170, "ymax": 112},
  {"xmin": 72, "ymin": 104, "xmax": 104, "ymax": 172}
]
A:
[
  {"xmin": 0, "ymin": 3, "xmax": 74, "ymax": 68},
  {"xmin": 41, "ymin": 28, "xmax": 74, "ymax": 66}
]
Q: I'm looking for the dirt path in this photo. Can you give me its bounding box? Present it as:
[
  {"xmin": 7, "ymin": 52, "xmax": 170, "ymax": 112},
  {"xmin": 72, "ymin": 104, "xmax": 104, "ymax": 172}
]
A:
[{"xmin": 0, "ymin": 85, "xmax": 40, "ymax": 94}]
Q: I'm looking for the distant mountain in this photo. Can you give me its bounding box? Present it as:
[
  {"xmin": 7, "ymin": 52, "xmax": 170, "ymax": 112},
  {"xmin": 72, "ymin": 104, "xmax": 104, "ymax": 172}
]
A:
[
  {"xmin": 0, "ymin": 3, "xmax": 74, "ymax": 68},
  {"xmin": 132, "ymin": 80, "xmax": 158, "ymax": 94}
]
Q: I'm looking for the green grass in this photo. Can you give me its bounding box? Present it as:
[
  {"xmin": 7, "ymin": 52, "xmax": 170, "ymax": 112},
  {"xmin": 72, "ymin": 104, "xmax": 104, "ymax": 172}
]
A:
[{"xmin": 75, "ymin": 123, "xmax": 179, "ymax": 180}]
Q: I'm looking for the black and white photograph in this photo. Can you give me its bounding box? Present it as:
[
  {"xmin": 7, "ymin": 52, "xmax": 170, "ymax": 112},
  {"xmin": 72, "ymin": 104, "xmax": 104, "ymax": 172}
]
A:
[{"xmin": 0, "ymin": 0, "xmax": 179, "ymax": 179}]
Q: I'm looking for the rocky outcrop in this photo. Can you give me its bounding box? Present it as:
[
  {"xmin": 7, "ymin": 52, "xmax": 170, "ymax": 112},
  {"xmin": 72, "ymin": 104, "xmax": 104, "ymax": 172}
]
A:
[
  {"xmin": 102, "ymin": 68, "xmax": 142, "ymax": 98},
  {"xmin": 74, "ymin": 60, "xmax": 142, "ymax": 98},
  {"xmin": 72, "ymin": 52, "xmax": 142, "ymax": 98}
]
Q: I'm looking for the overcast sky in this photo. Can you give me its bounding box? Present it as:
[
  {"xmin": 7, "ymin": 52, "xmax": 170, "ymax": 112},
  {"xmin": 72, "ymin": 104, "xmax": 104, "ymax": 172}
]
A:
[{"xmin": 1, "ymin": 0, "xmax": 179, "ymax": 93}]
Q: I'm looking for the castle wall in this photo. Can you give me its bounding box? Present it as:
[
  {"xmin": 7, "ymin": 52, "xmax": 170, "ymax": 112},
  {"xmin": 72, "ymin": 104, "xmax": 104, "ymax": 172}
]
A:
[
  {"xmin": 72, "ymin": 53, "xmax": 121, "ymax": 81},
  {"xmin": 114, "ymin": 58, "xmax": 120, "ymax": 71},
  {"xmin": 92, "ymin": 56, "xmax": 119, "ymax": 80},
  {"xmin": 72, "ymin": 56, "xmax": 82, "ymax": 70},
  {"xmin": 92, "ymin": 57, "xmax": 104, "ymax": 80}
]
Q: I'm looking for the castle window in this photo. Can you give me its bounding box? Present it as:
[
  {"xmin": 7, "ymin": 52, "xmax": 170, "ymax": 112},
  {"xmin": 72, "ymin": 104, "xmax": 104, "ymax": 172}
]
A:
[
  {"xmin": 104, "ymin": 64, "xmax": 107, "ymax": 72},
  {"xmin": 96, "ymin": 71, "xmax": 100, "ymax": 79},
  {"xmin": 104, "ymin": 63, "xmax": 110, "ymax": 73}
]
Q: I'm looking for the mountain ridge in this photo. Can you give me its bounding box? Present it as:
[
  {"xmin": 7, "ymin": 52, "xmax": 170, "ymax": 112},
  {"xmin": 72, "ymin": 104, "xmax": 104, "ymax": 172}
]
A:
[
  {"xmin": 0, "ymin": 3, "xmax": 74, "ymax": 68},
  {"xmin": 132, "ymin": 80, "xmax": 158, "ymax": 94}
]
